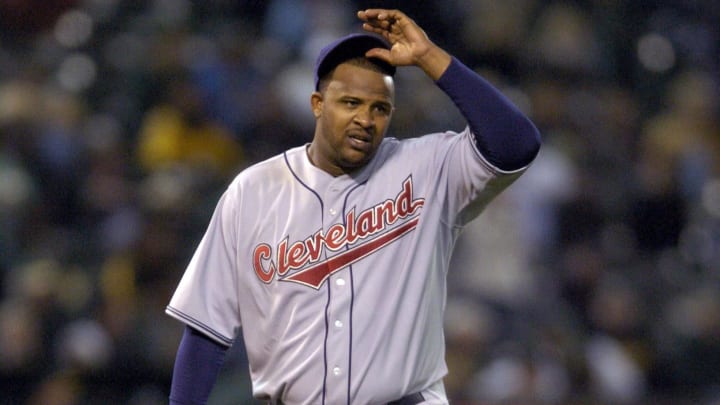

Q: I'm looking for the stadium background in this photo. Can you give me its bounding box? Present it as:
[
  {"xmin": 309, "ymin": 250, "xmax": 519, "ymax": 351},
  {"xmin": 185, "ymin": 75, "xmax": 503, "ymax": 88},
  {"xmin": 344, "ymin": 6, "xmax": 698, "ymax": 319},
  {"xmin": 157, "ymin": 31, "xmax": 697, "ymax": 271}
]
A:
[{"xmin": 0, "ymin": 0, "xmax": 718, "ymax": 404}]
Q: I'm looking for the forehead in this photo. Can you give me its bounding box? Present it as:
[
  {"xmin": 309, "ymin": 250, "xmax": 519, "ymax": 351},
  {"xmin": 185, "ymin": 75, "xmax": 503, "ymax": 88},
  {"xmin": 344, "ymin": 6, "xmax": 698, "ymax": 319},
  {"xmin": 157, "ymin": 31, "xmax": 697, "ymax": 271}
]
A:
[{"xmin": 325, "ymin": 63, "xmax": 395, "ymax": 101}]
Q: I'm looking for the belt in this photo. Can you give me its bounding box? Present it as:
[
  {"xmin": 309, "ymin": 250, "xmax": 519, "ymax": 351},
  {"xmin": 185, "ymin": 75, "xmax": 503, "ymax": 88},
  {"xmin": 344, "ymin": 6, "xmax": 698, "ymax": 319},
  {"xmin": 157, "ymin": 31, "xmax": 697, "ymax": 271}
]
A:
[{"xmin": 387, "ymin": 392, "xmax": 424, "ymax": 405}]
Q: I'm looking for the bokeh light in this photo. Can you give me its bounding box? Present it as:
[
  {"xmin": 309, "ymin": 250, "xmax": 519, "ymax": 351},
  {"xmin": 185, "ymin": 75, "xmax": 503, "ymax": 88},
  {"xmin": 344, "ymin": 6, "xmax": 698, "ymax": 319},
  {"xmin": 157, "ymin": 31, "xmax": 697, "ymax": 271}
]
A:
[{"xmin": 637, "ymin": 32, "xmax": 676, "ymax": 73}]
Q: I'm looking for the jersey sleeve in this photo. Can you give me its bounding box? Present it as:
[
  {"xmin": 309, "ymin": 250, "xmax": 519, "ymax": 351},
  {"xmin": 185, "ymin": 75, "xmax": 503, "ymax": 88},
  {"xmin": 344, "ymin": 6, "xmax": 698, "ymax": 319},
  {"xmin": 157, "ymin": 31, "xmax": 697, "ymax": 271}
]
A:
[
  {"xmin": 437, "ymin": 126, "xmax": 525, "ymax": 227},
  {"xmin": 429, "ymin": 58, "xmax": 539, "ymax": 227},
  {"xmin": 166, "ymin": 186, "xmax": 240, "ymax": 346}
]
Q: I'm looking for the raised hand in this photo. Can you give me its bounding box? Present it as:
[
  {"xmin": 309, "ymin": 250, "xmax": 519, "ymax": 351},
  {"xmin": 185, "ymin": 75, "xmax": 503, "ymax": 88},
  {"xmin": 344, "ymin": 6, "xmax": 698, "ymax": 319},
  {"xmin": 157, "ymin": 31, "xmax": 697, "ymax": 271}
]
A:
[{"xmin": 357, "ymin": 9, "xmax": 451, "ymax": 80}]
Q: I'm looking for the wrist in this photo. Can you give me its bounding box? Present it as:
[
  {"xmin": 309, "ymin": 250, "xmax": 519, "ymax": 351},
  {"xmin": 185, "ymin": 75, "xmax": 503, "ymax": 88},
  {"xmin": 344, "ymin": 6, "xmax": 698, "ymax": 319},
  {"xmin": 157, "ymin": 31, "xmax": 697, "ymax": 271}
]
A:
[{"xmin": 416, "ymin": 45, "xmax": 452, "ymax": 81}]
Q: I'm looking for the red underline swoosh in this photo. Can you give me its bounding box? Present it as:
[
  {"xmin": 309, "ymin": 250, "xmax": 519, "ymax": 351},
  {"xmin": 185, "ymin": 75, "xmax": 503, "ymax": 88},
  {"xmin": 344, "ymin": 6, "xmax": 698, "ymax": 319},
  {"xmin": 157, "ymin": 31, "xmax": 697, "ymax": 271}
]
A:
[{"xmin": 281, "ymin": 217, "xmax": 420, "ymax": 289}]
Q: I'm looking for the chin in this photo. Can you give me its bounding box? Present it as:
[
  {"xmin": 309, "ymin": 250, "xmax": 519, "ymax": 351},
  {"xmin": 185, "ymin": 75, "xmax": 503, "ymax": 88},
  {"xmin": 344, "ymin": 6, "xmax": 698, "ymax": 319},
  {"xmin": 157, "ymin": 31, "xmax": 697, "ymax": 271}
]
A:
[{"xmin": 339, "ymin": 158, "xmax": 369, "ymax": 172}]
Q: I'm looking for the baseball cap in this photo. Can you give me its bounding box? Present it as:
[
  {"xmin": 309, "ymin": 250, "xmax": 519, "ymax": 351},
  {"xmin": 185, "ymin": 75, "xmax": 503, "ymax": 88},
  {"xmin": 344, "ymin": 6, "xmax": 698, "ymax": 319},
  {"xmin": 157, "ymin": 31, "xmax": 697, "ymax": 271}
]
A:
[{"xmin": 314, "ymin": 33, "xmax": 396, "ymax": 90}]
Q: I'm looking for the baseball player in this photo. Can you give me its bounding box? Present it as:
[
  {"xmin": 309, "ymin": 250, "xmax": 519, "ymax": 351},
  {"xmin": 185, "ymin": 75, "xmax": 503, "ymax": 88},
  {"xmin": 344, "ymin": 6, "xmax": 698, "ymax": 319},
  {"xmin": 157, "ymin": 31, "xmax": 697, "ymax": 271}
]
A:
[{"xmin": 166, "ymin": 8, "xmax": 540, "ymax": 405}]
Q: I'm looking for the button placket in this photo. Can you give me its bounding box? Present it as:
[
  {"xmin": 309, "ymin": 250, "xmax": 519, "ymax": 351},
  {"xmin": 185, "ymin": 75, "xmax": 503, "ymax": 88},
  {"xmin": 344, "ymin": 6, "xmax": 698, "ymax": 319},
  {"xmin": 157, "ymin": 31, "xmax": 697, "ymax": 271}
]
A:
[
  {"xmin": 326, "ymin": 180, "xmax": 344, "ymax": 218},
  {"xmin": 322, "ymin": 180, "xmax": 353, "ymax": 400}
]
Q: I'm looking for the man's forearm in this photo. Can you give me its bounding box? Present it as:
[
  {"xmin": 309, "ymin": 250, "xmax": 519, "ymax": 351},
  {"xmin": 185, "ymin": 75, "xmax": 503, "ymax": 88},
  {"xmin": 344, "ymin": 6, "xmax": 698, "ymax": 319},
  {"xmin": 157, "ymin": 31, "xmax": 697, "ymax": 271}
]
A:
[
  {"xmin": 436, "ymin": 58, "xmax": 541, "ymax": 172},
  {"xmin": 169, "ymin": 326, "xmax": 228, "ymax": 405}
]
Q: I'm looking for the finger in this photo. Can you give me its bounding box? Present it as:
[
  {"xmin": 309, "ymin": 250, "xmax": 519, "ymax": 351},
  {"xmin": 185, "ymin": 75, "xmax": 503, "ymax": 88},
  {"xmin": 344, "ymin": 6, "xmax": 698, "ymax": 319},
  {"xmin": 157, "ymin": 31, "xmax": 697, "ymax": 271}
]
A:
[
  {"xmin": 359, "ymin": 16, "xmax": 394, "ymax": 33},
  {"xmin": 357, "ymin": 9, "xmax": 404, "ymax": 23},
  {"xmin": 361, "ymin": 22, "xmax": 391, "ymax": 37},
  {"xmin": 364, "ymin": 47, "xmax": 392, "ymax": 64},
  {"xmin": 357, "ymin": 9, "xmax": 384, "ymax": 22}
]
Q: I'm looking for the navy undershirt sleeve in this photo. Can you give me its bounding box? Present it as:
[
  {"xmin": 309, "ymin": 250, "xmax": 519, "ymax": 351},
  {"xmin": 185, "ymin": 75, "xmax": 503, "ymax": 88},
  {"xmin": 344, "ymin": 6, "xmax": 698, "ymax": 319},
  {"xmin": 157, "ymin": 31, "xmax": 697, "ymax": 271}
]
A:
[
  {"xmin": 435, "ymin": 57, "xmax": 541, "ymax": 172},
  {"xmin": 169, "ymin": 326, "xmax": 229, "ymax": 405}
]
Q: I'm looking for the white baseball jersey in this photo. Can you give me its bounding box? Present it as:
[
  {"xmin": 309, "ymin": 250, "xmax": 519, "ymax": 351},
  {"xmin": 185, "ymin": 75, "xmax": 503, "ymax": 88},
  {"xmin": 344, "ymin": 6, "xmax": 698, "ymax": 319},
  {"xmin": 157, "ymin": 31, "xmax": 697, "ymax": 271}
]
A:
[{"xmin": 166, "ymin": 126, "xmax": 523, "ymax": 404}]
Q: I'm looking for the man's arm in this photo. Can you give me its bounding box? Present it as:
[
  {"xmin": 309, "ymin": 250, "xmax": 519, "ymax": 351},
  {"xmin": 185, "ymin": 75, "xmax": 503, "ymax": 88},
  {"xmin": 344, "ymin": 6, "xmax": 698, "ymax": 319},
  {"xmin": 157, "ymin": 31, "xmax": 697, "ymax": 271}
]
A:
[
  {"xmin": 435, "ymin": 57, "xmax": 540, "ymax": 172},
  {"xmin": 358, "ymin": 8, "xmax": 540, "ymax": 172},
  {"xmin": 169, "ymin": 326, "xmax": 228, "ymax": 405}
]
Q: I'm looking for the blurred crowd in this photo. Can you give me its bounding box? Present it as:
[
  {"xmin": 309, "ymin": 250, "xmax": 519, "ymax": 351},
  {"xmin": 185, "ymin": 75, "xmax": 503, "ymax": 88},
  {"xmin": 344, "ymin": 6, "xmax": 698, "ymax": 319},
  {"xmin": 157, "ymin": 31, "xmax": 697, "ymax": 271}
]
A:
[{"xmin": 0, "ymin": 0, "xmax": 718, "ymax": 404}]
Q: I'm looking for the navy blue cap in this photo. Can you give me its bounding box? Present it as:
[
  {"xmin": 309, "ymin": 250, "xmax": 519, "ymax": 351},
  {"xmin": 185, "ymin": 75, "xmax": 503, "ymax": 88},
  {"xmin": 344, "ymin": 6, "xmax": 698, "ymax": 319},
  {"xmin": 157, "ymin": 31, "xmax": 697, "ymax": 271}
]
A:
[{"xmin": 314, "ymin": 33, "xmax": 396, "ymax": 91}]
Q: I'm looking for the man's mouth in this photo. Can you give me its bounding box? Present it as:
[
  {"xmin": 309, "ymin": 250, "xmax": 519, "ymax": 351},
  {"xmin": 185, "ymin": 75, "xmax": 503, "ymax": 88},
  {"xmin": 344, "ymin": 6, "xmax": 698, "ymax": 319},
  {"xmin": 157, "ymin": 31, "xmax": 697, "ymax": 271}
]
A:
[{"xmin": 347, "ymin": 131, "xmax": 373, "ymax": 149}]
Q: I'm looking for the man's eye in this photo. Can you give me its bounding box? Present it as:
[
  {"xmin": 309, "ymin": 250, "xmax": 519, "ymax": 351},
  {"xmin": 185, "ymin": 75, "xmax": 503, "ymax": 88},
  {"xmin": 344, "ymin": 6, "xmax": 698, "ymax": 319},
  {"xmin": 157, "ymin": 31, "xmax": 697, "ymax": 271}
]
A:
[
  {"xmin": 374, "ymin": 105, "xmax": 390, "ymax": 115},
  {"xmin": 344, "ymin": 100, "xmax": 359, "ymax": 107}
]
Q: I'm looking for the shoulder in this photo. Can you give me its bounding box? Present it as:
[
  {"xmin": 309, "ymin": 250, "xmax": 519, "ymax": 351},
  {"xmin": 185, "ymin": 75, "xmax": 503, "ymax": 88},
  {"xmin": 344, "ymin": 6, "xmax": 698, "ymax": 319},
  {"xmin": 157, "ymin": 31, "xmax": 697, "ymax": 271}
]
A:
[
  {"xmin": 227, "ymin": 145, "xmax": 305, "ymax": 191},
  {"xmin": 379, "ymin": 129, "xmax": 471, "ymax": 157}
]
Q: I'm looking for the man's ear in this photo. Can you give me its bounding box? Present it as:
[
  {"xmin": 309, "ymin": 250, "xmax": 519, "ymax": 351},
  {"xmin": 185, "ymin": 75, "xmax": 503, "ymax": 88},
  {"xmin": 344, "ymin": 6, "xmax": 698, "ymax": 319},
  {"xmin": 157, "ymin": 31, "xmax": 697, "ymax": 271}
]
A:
[{"xmin": 310, "ymin": 92, "xmax": 323, "ymax": 118}]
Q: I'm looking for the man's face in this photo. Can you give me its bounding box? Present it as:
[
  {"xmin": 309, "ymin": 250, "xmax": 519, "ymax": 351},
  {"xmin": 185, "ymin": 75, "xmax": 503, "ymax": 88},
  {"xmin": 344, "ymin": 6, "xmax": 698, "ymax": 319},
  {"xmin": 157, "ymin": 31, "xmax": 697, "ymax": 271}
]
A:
[{"xmin": 309, "ymin": 62, "xmax": 394, "ymax": 176}]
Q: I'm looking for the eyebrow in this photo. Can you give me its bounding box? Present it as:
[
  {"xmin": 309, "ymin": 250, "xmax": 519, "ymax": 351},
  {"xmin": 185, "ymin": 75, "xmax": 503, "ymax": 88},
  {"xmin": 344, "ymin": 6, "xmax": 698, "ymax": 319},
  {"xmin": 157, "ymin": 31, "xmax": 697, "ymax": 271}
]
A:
[{"xmin": 336, "ymin": 93, "xmax": 393, "ymax": 105}]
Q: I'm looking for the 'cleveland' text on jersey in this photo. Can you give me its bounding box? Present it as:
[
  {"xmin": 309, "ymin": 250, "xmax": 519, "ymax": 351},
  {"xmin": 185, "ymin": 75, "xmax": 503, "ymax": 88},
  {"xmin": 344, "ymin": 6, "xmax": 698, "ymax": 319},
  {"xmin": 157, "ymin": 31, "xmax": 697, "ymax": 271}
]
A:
[{"xmin": 252, "ymin": 177, "xmax": 424, "ymax": 289}]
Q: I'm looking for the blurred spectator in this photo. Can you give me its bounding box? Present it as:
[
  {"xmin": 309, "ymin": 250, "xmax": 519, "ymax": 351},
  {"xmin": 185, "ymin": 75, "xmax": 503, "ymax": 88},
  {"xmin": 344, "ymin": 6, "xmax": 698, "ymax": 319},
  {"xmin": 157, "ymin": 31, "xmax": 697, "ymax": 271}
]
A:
[{"xmin": 136, "ymin": 75, "xmax": 243, "ymax": 176}]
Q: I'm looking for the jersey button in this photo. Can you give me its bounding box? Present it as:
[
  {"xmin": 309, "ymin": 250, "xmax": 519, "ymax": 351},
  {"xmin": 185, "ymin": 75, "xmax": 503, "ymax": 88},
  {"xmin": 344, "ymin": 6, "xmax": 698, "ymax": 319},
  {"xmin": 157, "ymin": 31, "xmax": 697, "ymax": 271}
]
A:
[
  {"xmin": 329, "ymin": 208, "xmax": 337, "ymax": 215},
  {"xmin": 335, "ymin": 278, "xmax": 345, "ymax": 286},
  {"xmin": 333, "ymin": 367, "xmax": 342, "ymax": 376},
  {"xmin": 334, "ymin": 320, "xmax": 343, "ymax": 328}
]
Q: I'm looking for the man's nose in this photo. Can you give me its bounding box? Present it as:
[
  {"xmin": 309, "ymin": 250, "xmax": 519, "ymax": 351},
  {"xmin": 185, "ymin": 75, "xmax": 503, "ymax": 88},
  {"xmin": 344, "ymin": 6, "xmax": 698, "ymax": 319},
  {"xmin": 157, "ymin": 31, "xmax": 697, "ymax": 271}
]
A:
[{"xmin": 353, "ymin": 107, "xmax": 373, "ymax": 127}]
